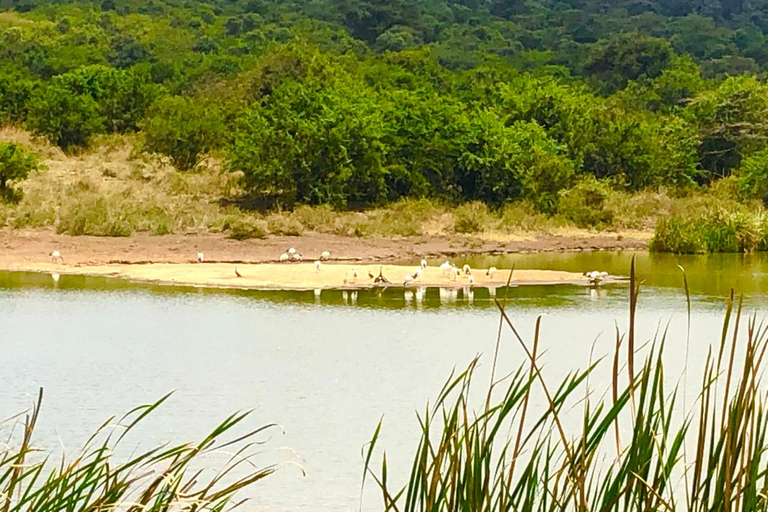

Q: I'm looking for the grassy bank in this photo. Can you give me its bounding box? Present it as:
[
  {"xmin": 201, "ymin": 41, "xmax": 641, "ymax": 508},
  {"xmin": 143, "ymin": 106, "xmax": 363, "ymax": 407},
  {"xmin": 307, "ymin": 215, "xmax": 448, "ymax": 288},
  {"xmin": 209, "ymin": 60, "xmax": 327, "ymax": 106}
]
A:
[
  {"xmin": 364, "ymin": 264, "xmax": 768, "ymax": 511},
  {"xmin": 0, "ymin": 128, "xmax": 757, "ymax": 245}
]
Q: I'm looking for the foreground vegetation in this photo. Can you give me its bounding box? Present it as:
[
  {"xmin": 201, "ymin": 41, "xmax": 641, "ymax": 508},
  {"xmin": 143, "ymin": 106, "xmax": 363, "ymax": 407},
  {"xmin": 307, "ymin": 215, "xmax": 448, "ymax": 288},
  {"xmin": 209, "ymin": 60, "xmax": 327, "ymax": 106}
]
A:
[
  {"xmin": 1, "ymin": 391, "xmax": 278, "ymax": 512},
  {"xmin": 364, "ymin": 264, "xmax": 768, "ymax": 509},
  {"xmin": 1, "ymin": 0, "xmax": 768, "ymax": 225}
]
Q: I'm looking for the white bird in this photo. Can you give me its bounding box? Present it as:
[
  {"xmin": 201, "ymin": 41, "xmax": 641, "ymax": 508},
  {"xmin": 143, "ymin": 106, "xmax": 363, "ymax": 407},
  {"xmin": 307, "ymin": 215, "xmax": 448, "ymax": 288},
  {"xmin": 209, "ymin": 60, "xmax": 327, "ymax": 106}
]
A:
[
  {"xmin": 468, "ymin": 274, "xmax": 475, "ymax": 284},
  {"xmin": 440, "ymin": 261, "xmax": 452, "ymax": 278},
  {"xmin": 197, "ymin": 252, "xmax": 205, "ymax": 263},
  {"xmin": 420, "ymin": 259, "xmax": 427, "ymax": 269},
  {"xmin": 404, "ymin": 274, "xmax": 415, "ymax": 286},
  {"xmin": 314, "ymin": 260, "xmax": 322, "ymax": 272},
  {"xmin": 584, "ymin": 270, "xmax": 608, "ymax": 285},
  {"xmin": 50, "ymin": 250, "xmax": 63, "ymax": 264},
  {"xmin": 486, "ymin": 266, "xmax": 497, "ymax": 278},
  {"xmin": 292, "ymin": 253, "xmax": 302, "ymax": 261},
  {"xmin": 279, "ymin": 253, "xmax": 290, "ymax": 262},
  {"xmin": 288, "ymin": 248, "xmax": 297, "ymax": 256},
  {"xmin": 414, "ymin": 268, "xmax": 422, "ymax": 278},
  {"xmin": 320, "ymin": 250, "xmax": 331, "ymax": 260},
  {"xmin": 462, "ymin": 264, "xmax": 471, "ymax": 275}
]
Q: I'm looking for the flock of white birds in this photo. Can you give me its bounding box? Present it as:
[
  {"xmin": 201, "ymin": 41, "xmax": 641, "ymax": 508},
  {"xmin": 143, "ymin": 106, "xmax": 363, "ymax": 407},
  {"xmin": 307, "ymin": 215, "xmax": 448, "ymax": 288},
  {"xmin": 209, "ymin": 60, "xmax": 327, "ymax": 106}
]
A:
[{"xmin": 45, "ymin": 248, "xmax": 610, "ymax": 288}]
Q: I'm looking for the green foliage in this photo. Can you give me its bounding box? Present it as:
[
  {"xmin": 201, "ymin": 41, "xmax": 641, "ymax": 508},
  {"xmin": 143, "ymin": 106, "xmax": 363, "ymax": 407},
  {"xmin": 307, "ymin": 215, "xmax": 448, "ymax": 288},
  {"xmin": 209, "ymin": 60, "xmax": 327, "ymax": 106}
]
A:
[
  {"xmin": 0, "ymin": 142, "xmax": 36, "ymax": 201},
  {"xmin": 141, "ymin": 96, "xmax": 225, "ymax": 170},
  {"xmin": 734, "ymin": 147, "xmax": 768, "ymax": 203},
  {"xmin": 26, "ymin": 85, "xmax": 104, "ymax": 149},
  {"xmin": 52, "ymin": 65, "xmax": 161, "ymax": 133}
]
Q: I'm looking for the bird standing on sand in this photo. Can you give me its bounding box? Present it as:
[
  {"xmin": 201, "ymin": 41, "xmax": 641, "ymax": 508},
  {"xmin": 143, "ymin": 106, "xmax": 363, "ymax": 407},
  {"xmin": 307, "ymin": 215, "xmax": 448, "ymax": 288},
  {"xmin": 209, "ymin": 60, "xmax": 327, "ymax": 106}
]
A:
[
  {"xmin": 374, "ymin": 267, "xmax": 391, "ymax": 285},
  {"xmin": 288, "ymin": 248, "xmax": 297, "ymax": 256},
  {"xmin": 404, "ymin": 274, "xmax": 415, "ymax": 286},
  {"xmin": 320, "ymin": 250, "xmax": 331, "ymax": 260},
  {"xmin": 420, "ymin": 259, "xmax": 427, "ymax": 269},
  {"xmin": 314, "ymin": 260, "xmax": 322, "ymax": 272},
  {"xmin": 197, "ymin": 252, "xmax": 205, "ymax": 263},
  {"xmin": 235, "ymin": 267, "xmax": 242, "ymax": 278},
  {"xmin": 279, "ymin": 253, "xmax": 290, "ymax": 262},
  {"xmin": 368, "ymin": 270, "xmax": 375, "ymax": 280},
  {"xmin": 440, "ymin": 261, "xmax": 452, "ymax": 277},
  {"xmin": 50, "ymin": 250, "xmax": 63, "ymax": 264},
  {"xmin": 462, "ymin": 264, "xmax": 471, "ymax": 275},
  {"xmin": 486, "ymin": 266, "xmax": 497, "ymax": 279},
  {"xmin": 352, "ymin": 268, "xmax": 358, "ymax": 281},
  {"xmin": 292, "ymin": 253, "xmax": 302, "ymax": 262},
  {"xmin": 467, "ymin": 274, "xmax": 475, "ymax": 284}
]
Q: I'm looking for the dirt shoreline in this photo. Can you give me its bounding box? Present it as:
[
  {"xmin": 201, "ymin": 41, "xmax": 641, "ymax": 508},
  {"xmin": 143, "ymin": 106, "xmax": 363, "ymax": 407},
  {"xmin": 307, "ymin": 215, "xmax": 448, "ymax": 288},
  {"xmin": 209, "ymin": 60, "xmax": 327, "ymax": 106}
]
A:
[{"xmin": 0, "ymin": 228, "xmax": 649, "ymax": 267}]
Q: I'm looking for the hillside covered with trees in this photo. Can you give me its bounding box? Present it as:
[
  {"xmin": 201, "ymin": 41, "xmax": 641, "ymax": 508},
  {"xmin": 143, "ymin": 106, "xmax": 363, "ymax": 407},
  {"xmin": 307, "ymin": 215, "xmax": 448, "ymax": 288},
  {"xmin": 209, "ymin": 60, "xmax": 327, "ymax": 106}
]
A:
[{"xmin": 2, "ymin": 0, "xmax": 768, "ymax": 247}]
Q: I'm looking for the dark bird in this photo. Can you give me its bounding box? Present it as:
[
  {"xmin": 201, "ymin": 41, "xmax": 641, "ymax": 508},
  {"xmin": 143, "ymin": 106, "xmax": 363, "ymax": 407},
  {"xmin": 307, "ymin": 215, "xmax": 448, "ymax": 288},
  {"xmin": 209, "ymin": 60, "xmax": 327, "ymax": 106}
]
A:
[
  {"xmin": 235, "ymin": 267, "xmax": 243, "ymax": 278},
  {"xmin": 368, "ymin": 270, "xmax": 375, "ymax": 280},
  {"xmin": 374, "ymin": 266, "xmax": 391, "ymax": 285}
]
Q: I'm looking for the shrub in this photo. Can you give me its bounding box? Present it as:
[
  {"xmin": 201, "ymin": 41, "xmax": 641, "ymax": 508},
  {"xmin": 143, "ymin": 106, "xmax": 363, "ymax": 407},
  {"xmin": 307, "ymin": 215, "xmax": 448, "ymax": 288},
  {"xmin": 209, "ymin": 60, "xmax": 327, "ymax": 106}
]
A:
[
  {"xmin": 226, "ymin": 216, "xmax": 268, "ymax": 240},
  {"xmin": 56, "ymin": 193, "xmax": 134, "ymax": 236},
  {"xmin": 266, "ymin": 213, "xmax": 304, "ymax": 236},
  {"xmin": 650, "ymin": 207, "xmax": 768, "ymax": 253},
  {"xmin": 141, "ymin": 96, "xmax": 225, "ymax": 170},
  {"xmin": 734, "ymin": 147, "xmax": 768, "ymax": 203},
  {"xmin": 557, "ymin": 177, "xmax": 616, "ymax": 228},
  {"xmin": 0, "ymin": 142, "xmax": 37, "ymax": 202},
  {"xmin": 453, "ymin": 201, "xmax": 492, "ymax": 234},
  {"xmin": 27, "ymin": 86, "xmax": 105, "ymax": 149},
  {"xmin": 332, "ymin": 213, "xmax": 370, "ymax": 237},
  {"xmin": 292, "ymin": 204, "xmax": 338, "ymax": 231}
]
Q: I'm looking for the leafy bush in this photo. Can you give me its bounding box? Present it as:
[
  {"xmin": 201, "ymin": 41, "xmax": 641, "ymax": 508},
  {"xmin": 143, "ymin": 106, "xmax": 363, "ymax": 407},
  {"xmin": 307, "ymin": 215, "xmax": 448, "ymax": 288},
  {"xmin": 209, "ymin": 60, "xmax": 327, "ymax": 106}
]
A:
[
  {"xmin": 141, "ymin": 96, "xmax": 225, "ymax": 170},
  {"xmin": 557, "ymin": 177, "xmax": 616, "ymax": 228},
  {"xmin": 26, "ymin": 86, "xmax": 104, "ymax": 149},
  {"xmin": 52, "ymin": 65, "xmax": 161, "ymax": 133},
  {"xmin": 0, "ymin": 142, "xmax": 36, "ymax": 202},
  {"xmin": 56, "ymin": 192, "xmax": 134, "ymax": 236},
  {"xmin": 453, "ymin": 201, "xmax": 492, "ymax": 234},
  {"xmin": 734, "ymin": 147, "xmax": 768, "ymax": 203},
  {"xmin": 226, "ymin": 216, "xmax": 268, "ymax": 240}
]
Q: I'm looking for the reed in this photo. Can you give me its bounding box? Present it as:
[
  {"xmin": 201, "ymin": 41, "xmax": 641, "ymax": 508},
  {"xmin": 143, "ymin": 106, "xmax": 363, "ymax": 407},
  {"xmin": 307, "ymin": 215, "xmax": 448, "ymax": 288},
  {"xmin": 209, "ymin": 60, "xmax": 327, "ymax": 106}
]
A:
[
  {"xmin": 363, "ymin": 262, "xmax": 768, "ymax": 511},
  {"xmin": 1, "ymin": 391, "xmax": 279, "ymax": 512}
]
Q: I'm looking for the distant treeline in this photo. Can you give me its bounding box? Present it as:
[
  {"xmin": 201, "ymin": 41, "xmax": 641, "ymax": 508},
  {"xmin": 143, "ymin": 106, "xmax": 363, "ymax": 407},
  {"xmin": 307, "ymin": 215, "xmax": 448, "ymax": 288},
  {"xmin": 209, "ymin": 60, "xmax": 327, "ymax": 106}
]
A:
[{"xmin": 2, "ymin": 0, "xmax": 768, "ymax": 210}]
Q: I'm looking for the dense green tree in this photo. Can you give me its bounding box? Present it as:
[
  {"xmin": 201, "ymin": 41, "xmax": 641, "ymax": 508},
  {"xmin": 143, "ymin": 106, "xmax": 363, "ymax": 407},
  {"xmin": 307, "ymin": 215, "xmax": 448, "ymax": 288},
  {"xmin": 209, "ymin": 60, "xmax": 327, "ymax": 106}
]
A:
[
  {"xmin": 140, "ymin": 95, "xmax": 225, "ymax": 170},
  {"xmin": 0, "ymin": 142, "xmax": 36, "ymax": 201},
  {"xmin": 26, "ymin": 86, "xmax": 104, "ymax": 149}
]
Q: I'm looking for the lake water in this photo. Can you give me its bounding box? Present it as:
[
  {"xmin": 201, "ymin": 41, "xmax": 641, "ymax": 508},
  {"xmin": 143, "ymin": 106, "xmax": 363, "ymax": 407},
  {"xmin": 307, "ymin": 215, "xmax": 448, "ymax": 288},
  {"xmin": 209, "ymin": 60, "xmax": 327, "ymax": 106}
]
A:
[{"xmin": 1, "ymin": 251, "xmax": 767, "ymax": 511}]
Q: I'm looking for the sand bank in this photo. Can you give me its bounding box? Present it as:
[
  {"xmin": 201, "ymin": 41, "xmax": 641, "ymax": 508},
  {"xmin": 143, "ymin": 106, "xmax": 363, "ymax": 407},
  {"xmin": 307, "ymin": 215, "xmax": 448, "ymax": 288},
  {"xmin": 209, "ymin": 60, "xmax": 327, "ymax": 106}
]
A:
[{"xmin": 3, "ymin": 261, "xmax": 596, "ymax": 290}]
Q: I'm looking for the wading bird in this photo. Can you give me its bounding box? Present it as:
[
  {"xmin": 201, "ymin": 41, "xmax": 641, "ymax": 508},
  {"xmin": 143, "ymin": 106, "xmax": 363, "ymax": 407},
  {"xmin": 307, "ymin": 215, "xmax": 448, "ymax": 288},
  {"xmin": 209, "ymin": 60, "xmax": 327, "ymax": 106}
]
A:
[
  {"xmin": 197, "ymin": 252, "xmax": 204, "ymax": 263},
  {"xmin": 584, "ymin": 270, "xmax": 609, "ymax": 285},
  {"xmin": 463, "ymin": 264, "xmax": 471, "ymax": 275},
  {"xmin": 486, "ymin": 266, "xmax": 497, "ymax": 278},
  {"xmin": 292, "ymin": 253, "xmax": 302, "ymax": 262},
  {"xmin": 440, "ymin": 261, "xmax": 452, "ymax": 278},
  {"xmin": 50, "ymin": 250, "xmax": 63, "ymax": 264},
  {"xmin": 235, "ymin": 267, "xmax": 242, "ymax": 278},
  {"xmin": 314, "ymin": 260, "xmax": 322, "ymax": 272},
  {"xmin": 420, "ymin": 259, "xmax": 427, "ymax": 269},
  {"xmin": 368, "ymin": 270, "xmax": 375, "ymax": 280},
  {"xmin": 288, "ymin": 248, "xmax": 297, "ymax": 256},
  {"xmin": 404, "ymin": 274, "xmax": 414, "ymax": 286},
  {"xmin": 321, "ymin": 250, "xmax": 331, "ymax": 260},
  {"xmin": 279, "ymin": 253, "xmax": 290, "ymax": 262}
]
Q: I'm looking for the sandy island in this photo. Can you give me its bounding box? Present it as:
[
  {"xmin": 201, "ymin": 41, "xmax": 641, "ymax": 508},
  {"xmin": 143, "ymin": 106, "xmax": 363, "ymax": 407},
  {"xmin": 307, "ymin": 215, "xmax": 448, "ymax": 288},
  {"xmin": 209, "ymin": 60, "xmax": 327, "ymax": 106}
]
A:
[{"xmin": 6, "ymin": 261, "xmax": 595, "ymax": 290}]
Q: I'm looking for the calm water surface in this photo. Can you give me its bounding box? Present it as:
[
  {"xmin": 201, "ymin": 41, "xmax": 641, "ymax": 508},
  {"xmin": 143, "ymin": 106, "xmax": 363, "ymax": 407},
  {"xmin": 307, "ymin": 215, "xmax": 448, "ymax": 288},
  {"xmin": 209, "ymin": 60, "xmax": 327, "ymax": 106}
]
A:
[{"xmin": 1, "ymin": 251, "xmax": 767, "ymax": 511}]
